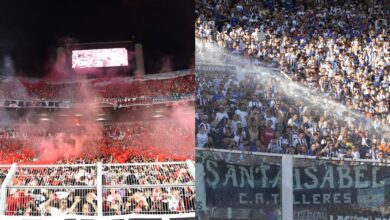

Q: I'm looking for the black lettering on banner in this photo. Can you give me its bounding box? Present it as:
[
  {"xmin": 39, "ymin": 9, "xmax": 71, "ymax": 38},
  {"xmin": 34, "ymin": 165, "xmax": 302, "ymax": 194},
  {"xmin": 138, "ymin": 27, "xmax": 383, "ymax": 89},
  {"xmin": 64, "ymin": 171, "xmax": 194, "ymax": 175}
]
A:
[
  {"xmin": 195, "ymin": 201, "xmax": 203, "ymax": 211},
  {"xmin": 200, "ymin": 156, "xmax": 390, "ymax": 218}
]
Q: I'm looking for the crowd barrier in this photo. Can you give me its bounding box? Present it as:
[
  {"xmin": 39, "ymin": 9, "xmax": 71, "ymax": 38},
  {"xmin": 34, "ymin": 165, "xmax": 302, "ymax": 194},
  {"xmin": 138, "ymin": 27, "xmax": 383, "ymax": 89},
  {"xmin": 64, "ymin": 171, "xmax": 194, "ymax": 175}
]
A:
[
  {"xmin": 0, "ymin": 161, "xmax": 195, "ymax": 220},
  {"xmin": 196, "ymin": 148, "xmax": 390, "ymax": 220}
]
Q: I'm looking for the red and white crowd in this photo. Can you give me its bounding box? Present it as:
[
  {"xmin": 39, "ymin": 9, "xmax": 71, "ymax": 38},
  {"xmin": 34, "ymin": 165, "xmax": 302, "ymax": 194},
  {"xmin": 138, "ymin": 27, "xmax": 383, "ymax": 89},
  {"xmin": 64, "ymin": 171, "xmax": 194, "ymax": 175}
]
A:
[
  {"xmin": 0, "ymin": 74, "xmax": 194, "ymax": 101},
  {"xmin": 4, "ymin": 163, "xmax": 195, "ymax": 216}
]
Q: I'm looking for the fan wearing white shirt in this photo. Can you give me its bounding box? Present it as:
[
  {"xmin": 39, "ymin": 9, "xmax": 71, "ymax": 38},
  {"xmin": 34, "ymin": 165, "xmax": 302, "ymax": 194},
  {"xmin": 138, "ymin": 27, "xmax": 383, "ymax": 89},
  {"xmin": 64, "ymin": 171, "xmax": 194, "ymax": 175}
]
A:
[
  {"xmin": 268, "ymin": 131, "xmax": 283, "ymax": 153},
  {"xmin": 251, "ymin": 28, "xmax": 262, "ymax": 41},
  {"xmin": 235, "ymin": 103, "xmax": 248, "ymax": 128},
  {"xmin": 40, "ymin": 193, "xmax": 80, "ymax": 216},
  {"xmin": 234, "ymin": 126, "xmax": 245, "ymax": 150},
  {"xmin": 216, "ymin": 106, "xmax": 229, "ymax": 123},
  {"xmin": 168, "ymin": 190, "xmax": 185, "ymax": 212},
  {"xmin": 268, "ymin": 138, "xmax": 283, "ymax": 153},
  {"xmin": 196, "ymin": 125, "xmax": 208, "ymax": 148},
  {"xmin": 264, "ymin": 109, "xmax": 277, "ymax": 130},
  {"xmin": 231, "ymin": 114, "xmax": 241, "ymax": 133},
  {"xmin": 107, "ymin": 189, "xmax": 122, "ymax": 204},
  {"xmin": 351, "ymin": 146, "xmax": 360, "ymax": 159}
]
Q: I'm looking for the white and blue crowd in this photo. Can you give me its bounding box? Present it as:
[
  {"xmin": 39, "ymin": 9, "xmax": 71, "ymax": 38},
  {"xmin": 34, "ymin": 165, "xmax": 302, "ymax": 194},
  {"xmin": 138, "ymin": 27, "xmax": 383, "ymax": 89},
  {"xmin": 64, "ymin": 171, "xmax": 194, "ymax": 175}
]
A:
[{"xmin": 195, "ymin": 0, "xmax": 389, "ymax": 160}]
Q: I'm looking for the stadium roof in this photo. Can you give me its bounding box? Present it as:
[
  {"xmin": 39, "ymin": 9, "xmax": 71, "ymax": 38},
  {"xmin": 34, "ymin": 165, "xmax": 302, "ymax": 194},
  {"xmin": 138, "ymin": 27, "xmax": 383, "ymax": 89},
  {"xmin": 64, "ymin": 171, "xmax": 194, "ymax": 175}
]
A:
[{"xmin": 0, "ymin": 0, "xmax": 194, "ymax": 77}]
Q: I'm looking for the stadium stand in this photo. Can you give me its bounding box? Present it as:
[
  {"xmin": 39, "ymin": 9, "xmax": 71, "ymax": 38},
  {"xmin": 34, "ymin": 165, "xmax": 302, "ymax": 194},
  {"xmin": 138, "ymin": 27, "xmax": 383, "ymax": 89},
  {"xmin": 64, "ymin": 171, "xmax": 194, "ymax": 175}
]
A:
[{"xmin": 195, "ymin": 0, "xmax": 389, "ymax": 159}]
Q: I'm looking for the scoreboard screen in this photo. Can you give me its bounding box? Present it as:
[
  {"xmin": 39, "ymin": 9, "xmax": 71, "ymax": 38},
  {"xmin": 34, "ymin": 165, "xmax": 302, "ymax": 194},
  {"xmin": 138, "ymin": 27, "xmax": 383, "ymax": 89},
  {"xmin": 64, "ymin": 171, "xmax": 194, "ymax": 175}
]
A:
[{"xmin": 72, "ymin": 48, "xmax": 129, "ymax": 68}]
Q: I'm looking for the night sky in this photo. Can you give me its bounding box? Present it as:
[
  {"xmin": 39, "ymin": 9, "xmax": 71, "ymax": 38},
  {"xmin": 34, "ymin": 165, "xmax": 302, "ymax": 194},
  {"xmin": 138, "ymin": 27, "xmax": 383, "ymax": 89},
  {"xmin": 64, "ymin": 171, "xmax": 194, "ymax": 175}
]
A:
[{"xmin": 0, "ymin": 0, "xmax": 194, "ymax": 77}]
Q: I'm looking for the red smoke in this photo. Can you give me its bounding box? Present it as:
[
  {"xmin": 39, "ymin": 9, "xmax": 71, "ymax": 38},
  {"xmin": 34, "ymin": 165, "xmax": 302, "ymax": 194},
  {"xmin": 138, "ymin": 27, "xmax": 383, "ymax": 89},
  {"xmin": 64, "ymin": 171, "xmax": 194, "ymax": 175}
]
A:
[
  {"xmin": 0, "ymin": 80, "xmax": 194, "ymax": 164},
  {"xmin": 0, "ymin": 43, "xmax": 194, "ymax": 164}
]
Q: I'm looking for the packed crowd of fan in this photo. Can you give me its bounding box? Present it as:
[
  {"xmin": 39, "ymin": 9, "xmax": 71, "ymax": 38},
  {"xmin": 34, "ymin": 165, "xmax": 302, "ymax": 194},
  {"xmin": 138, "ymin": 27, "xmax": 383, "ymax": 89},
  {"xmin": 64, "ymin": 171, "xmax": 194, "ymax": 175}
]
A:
[
  {"xmin": 0, "ymin": 121, "xmax": 194, "ymax": 164},
  {"xmin": 6, "ymin": 163, "xmax": 193, "ymax": 187},
  {"xmin": 10, "ymin": 166, "xmax": 97, "ymax": 186},
  {"xmin": 196, "ymin": 70, "xmax": 390, "ymax": 160},
  {"xmin": 0, "ymin": 167, "xmax": 8, "ymax": 185},
  {"xmin": 5, "ymin": 172, "xmax": 195, "ymax": 216},
  {"xmin": 103, "ymin": 187, "xmax": 195, "ymax": 215},
  {"xmin": 5, "ymin": 189, "xmax": 99, "ymax": 216},
  {"xmin": 196, "ymin": 0, "xmax": 388, "ymax": 117},
  {"xmin": 5, "ymin": 187, "xmax": 195, "ymax": 216},
  {"xmin": 4, "ymin": 162, "xmax": 194, "ymax": 216},
  {"xmin": 102, "ymin": 164, "xmax": 195, "ymax": 215},
  {"xmin": 0, "ymin": 74, "xmax": 195, "ymax": 101},
  {"xmin": 102, "ymin": 164, "xmax": 194, "ymax": 186},
  {"xmin": 96, "ymin": 75, "xmax": 195, "ymax": 99},
  {"xmin": 195, "ymin": 0, "xmax": 389, "ymax": 159}
]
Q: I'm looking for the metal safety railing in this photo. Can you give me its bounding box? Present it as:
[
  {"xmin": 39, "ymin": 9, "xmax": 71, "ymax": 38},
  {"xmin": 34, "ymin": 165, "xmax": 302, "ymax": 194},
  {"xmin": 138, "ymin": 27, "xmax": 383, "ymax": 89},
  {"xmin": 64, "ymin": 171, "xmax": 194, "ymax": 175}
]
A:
[
  {"xmin": 102, "ymin": 185, "xmax": 195, "ymax": 216},
  {"xmin": 4, "ymin": 186, "xmax": 98, "ymax": 216},
  {"xmin": 0, "ymin": 165, "xmax": 11, "ymax": 186},
  {"xmin": 11, "ymin": 164, "xmax": 97, "ymax": 186},
  {"xmin": 102, "ymin": 162, "xmax": 194, "ymax": 186},
  {"xmin": 0, "ymin": 161, "xmax": 195, "ymax": 220},
  {"xmin": 0, "ymin": 165, "xmax": 12, "ymax": 204}
]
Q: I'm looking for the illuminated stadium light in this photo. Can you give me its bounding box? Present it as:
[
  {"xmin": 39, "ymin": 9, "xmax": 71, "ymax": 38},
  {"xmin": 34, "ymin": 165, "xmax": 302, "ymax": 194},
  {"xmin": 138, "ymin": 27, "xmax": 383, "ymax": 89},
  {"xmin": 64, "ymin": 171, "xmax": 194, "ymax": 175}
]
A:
[{"xmin": 72, "ymin": 48, "xmax": 129, "ymax": 68}]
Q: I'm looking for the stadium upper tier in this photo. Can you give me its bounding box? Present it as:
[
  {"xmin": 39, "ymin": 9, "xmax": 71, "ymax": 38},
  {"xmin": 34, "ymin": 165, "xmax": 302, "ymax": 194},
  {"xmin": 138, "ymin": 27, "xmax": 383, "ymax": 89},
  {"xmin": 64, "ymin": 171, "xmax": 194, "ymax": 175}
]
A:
[{"xmin": 0, "ymin": 71, "xmax": 194, "ymax": 102}]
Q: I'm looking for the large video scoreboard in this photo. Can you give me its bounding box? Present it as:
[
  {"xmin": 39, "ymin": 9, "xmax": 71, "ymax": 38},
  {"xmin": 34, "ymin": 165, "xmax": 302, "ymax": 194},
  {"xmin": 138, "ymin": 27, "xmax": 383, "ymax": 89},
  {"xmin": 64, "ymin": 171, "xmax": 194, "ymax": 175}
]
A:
[
  {"xmin": 63, "ymin": 40, "xmax": 138, "ymax": 76},
  {"xmin": 72, "ymin": 48, "xmax": 129, "ymax": 68}
]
